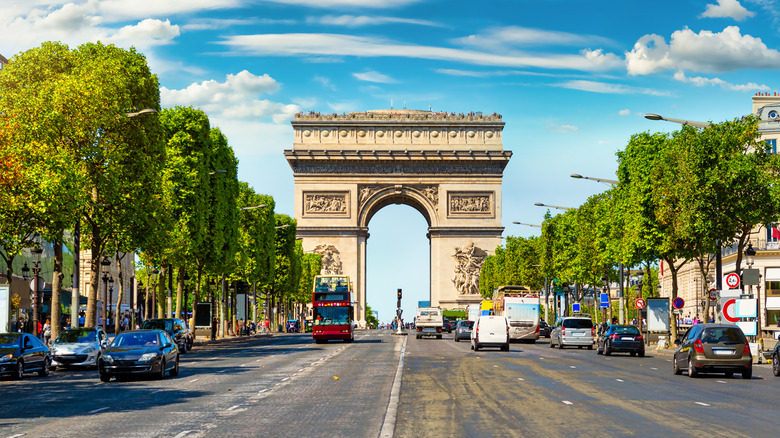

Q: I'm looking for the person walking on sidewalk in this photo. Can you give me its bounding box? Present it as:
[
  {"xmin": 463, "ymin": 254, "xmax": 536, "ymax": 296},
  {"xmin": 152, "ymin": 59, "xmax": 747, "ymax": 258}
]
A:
[{"xmin": 211, "ymin": 317, "xmax": 217, "ymax": 340}]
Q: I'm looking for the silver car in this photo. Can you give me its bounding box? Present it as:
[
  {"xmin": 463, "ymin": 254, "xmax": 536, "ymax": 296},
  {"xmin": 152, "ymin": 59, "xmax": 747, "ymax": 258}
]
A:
[
  {"xmin": 51, "ymin": 327, "xmax": 109, "ymax": 369},
  {"xmin": 550, "ymin": 316, "xmax": 595, "ymax": 349}
]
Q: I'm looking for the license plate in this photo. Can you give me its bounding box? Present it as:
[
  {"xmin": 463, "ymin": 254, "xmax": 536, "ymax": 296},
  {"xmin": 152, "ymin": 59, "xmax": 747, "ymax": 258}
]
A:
[
  {"xmin": 714, "ymin": 349, "xmax": 733, "ymax": 355},
  {"xmin": 573, "ymin": 331, "xmax": 585, "ymax": 336},
  {"xmin": 621, "ymin": 337, "xmax": 634, "ymax": 341}
]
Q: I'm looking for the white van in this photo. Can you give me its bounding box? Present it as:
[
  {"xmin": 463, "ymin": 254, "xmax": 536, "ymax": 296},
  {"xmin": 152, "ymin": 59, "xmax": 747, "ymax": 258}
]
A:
[{"xmin": 471, "ymin": 315, "xmax": 510, "ymax": 351}]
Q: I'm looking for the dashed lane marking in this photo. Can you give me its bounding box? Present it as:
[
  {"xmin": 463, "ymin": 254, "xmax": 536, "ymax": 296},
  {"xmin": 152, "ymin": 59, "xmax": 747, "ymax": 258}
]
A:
[
  {"xmin": 189, "ymin": 379, "xmax": 199, "ymax": 383},
  {"xmin": 173, "ymin": 431, "xmax": 194, "ymax": 438},
  {"xmin": 616, "ymin": 379, "xmax": 624, "ymax": 382},
  {"xmin": 716, "ymin": 380, "xmax": 727, "ymax": 384},
  {"xmin": 562, "ymin": 400, "xmax": 573, "ymax": 405},
  {"xmin": 298, "ymin": 369, "xmax": 305, "ymax": 372},
  {"xmin": 281, "ymin": 377, "xmax": 290, "ymax": 382},
  {"xmin": 517, "ymin": 378, "xmax": 525, "ymax": 381},
  {"xmin": 151, "ymin": 389, "xmax": 164, "ymax": 394},
  {"xmin": 650, "ymin": 367, "xmax": 658, "ymax": 370},
  {"xmin": 89, "ymin": 407, "xmax": 110, "ymax": 414},
  {"xmin": 695, "ymin": 402, "xmax": 711, "ymax": 407},
  {"xmin": 226, "ymin": 405, "xmax": 240, "ymax": 411},
  {"xmin": 7, "ymin": 434, "xmax": 26, "ymax": 438},
  {"xmin": 570, "ymin": 366, "xmax": 576, "ymax": 369},
  {"xmin": 258, "ymin": 389, "xmax": 268, "ymax": 394}
]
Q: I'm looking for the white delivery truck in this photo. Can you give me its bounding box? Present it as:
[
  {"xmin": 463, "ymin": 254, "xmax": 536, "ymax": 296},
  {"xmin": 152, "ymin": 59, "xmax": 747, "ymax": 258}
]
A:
[{"xmin": 415, "ymin": 307, "xmax": 444, "ymax": 339}]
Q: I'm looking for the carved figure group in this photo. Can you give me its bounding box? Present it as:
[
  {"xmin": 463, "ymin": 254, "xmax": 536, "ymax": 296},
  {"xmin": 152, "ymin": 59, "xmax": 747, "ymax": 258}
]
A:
[
  {"xmin": 312, "ymin": 244, "xmax": 343, "ymax": 275},
  {"xmin": 452, "ymin": 242, "xmax": 487, "ymax": 295},
  {"xmin": 450, "ymin": 195, "xmax": 490, "ymax": 213},
  {"xmin": 306, "ymin": 194, "xmax": 347, "ymax": 213}
]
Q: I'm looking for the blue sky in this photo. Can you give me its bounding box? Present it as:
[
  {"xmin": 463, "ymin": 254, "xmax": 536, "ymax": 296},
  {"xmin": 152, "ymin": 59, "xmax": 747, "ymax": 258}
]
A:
[{"xmin": 4, "ymin": 0, "xmax": 780, "ymax": 322}]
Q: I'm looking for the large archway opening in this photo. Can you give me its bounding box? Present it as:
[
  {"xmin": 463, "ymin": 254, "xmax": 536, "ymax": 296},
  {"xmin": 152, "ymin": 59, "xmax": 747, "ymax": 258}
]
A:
[{"xmin": 366, "ymin": 204, "xmax": 430, "ymax": 326}]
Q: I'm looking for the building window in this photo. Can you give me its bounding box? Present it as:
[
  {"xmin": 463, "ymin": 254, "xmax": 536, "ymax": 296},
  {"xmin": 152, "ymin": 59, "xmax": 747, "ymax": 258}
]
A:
[
  {"xmin": 768, "ymin": 223, "xmax": 780, "ymax": 244},
  {"xmin": 766, "ymin": 139, "xmax": 777, "ymax": 154}
]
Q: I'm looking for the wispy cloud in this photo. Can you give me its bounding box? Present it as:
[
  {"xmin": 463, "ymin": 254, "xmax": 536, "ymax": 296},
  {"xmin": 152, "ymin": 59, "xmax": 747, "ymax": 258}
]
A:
[
  {"xmin": 353, "ymin": 70, "xmax": 396, "ymax": 83},
  {"xmin": 263, "ymin": 0, "xmax": 422, "ymax": 8},
  {"xmin": 547, "ymin": 123, "xmax": 579, "ymax": 133},
  {"xmin": 434, "ymin": 68, "xmax": 558, "ymax": 78},
  {"xmin": 555, "ymin": 80, "xmax": 670, "ymax": 96},
  {"xmin": 618, "ymin": 109, "xmax": 632, "ymax": 116},
  {"xmin": 452, "ymin": 26, "xmax": 615, "ymax": 50},
  {"xmin": 309, "ymin": 15, "xmax": 441, "ymax": 28},
  {"xmin": 673, "ymin": 71, "xmax": 769, "ymax": 91}
]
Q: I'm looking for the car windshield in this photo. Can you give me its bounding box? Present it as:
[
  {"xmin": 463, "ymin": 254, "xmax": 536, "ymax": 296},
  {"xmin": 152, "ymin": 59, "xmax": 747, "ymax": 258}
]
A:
[
  {"xmin": 563, "ymin": 319, "xmax": 593, "ymax": 329},
  {"xmin": 313, "ymin": 307, "xmax": 350, "ymax": 325},
  {"xmin": 612, "ymin": 326, "xmax": 640, "ymax": 335},
  {"xmin": 0, "ymin": 334, "xmax": 20, "ymax": 348},
  {"xmin": 55, "ymin": 329, "xmax": 96, "ymax": 344},
  {"xmin": 112, "ymin": 332, "xmax": 159, "ymax": 347},
  {"xmin": 143, "ymin": 320, "xmax": 172, "ymax": 331},
  {"xmin": 701, "ymin": 327, "xmax": 746, "ymax": 344}
]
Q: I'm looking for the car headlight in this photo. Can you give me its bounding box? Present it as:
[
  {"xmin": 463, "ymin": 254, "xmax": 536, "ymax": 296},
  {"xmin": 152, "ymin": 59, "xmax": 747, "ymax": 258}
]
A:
[
  {"xmin": 102, "ymin": 355, "xmax": 114, "ymax": 363},
  {"xmin": 1, "ymin": 353, "xmax": 13, "ymax": 362},
  {"xmin": 50, "ymin": 346, "xmax": 59, "ymax": 354},
  {"xmin": 81, "ymin": 346, "xmax": 97, "ymax": 354},
  {"xmin": 139, "ymin": 353, "xmax": 158, "ymax": 362}
]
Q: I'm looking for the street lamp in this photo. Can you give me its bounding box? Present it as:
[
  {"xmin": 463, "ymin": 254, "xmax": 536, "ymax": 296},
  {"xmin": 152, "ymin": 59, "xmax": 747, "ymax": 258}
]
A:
[
  {"xmin": 512, "ymin": 221, "xmax": 541, "ymax": 228},
  {"xmin": 570, "ymin": 174, "xmax": 619, "ymax": 185},
  {"xmin": 745, "ymin": 243, "xmax": 756, "ymax": 268},
  {"xmin": 108, "ymin": 277, "xmax": 115, "ymax": 328},
  {"xmin": 135, "ymin": 279, "xmax": 143, "ymax": 328},
  {"xmin": 275, "ymin": 224, "xmax": 291, "ymax": 229},
  {"xmin": 240, "ymin": 204, "xmax": 267, "ymax": 211},
  {"xmin": 208, "ymin": 169, "xmax": 227, "ymax": 175},
  {"xmin": 100, "ymin": 257, "xmax": 111, "ymax": 331},
  {"xmin": 643, "ymin": 113, "xmax": 711, "ymax": 128},
  {"xmin": 534, "ymin": 202, "xmax": 573, "ymax": 211},
  {"xmin": 29, "ymin": 247, "xmax": 43, "ymax": 337}
]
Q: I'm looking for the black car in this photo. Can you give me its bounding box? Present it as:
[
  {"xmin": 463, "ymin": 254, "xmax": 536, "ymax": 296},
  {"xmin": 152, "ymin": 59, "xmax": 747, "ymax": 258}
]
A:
[
  {"xmin": 443, "ymin": 319, "xmax": 454, "ymax": 333},
  {"xmin": 98, "ymin": 330, "xmax": 179, "ymax": 382},
  {"xmin": 539, "ymin": 320, "xmax": 551, "ymax": 338},
  {"xmin": 0, "ymin": 332, "xmax": 51, "ymax": 379},
  {"xmin": 773, "ymin": 341, "xmax": 780, "ymax": 377},
  {"xmin": 596, "ymin": 324, "xmax": 645, "ymax": 357},
  {"xmin": 142, "ymin": 318, "xmax": 193, "ymax": 353}
]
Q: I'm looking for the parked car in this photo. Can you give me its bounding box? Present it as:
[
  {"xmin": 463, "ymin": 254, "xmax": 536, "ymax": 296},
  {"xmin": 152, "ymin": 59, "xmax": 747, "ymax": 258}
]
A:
[
  {"xmin": 0, "ymin": 332, "xmax": 51, "ymax": 379},
  {"xmin": 539, "ymin": 320, "xmax": 551, "ymax": 338},
  {"xmin": 596, "ymin": 325, "xmax": 644, "ymax": 357},
  {"xmin": 471, "ymin": 315, "xmax": 509, "ymax": 351},
  {"xmin": 673, "ymin": 323, "xmax": 752, "ymax": 379},
  {"xmin": 142, "ymin": 318, "xmax": 192, "ymax": 353},
  {"xmin": 550, "ymin": 316, "xmax": 595, "ymax": 349},
  {"xmin": 454, "ymin": 320, "xmax": 474, "ymax": 342},
  {"xmin": 98, "ymin": 330, "xmax": 179, "ymax": 382},
  {"xmin": 50, "ymin": 327, "xmax": 109, "ymax": 369},
  {"xmin": 443, "ymin": 319, "xmax": 454, "ymax": 333}
]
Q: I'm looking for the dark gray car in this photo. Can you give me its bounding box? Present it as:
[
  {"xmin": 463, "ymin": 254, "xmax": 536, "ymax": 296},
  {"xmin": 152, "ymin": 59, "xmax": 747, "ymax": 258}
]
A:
[
  {"xmin": 673, "ymin": 323, "xmax": 752, "ymax": 379},
  {"xmin": 454, "ymin": 320, "xmax": 473, "ymax": 342}
]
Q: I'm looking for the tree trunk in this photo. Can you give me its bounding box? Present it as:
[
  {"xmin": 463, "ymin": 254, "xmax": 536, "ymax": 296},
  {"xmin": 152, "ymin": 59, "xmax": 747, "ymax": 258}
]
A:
[
  {"xmin": 114, "ymin": 254, "xmax": 124, "ymax": 334},
  {"xmin": 51, "ymin": 236, "xmax": 64, "ymax": 342},
  {"xmin": 176, "ymin": 265, "xmax": 184, "ymax": 320},
  {"xmin": 192, "ymin": 265, "xmax": 202, "ymax": 337},
  {"xmin": 232, "ymin": 280, "xmax": 238, "ymax": 335},
  {"xmin": 665, "ymin": 258, "xmax": 687, "ymax": 347},
  {"xmin": 86, "ymin": 224, "xmax": 101, "ymax": 329}
]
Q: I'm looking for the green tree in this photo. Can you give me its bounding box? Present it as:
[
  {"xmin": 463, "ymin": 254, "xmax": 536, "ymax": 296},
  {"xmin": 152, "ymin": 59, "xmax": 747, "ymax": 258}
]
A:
[{"xmin": 365, "ymin": 304, "xmax": 380, "ymax": 328}]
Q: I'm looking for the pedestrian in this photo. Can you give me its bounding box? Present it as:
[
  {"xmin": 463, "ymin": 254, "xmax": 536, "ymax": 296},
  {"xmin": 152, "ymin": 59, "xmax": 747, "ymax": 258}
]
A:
[
  {"xmin": 211, "ymin": 317, "xmax": 217, "ymax": 341},
  {"xmin": 17, "ymin": 317, "xmax": 25, "ymax": 333},
  {"xmin": 123, "ymin": 313, "xmax": 129, "ymax": 332},
  {"xmin": 43, "ymin": 318, "xmax": 51, "ymax": 346},
  {"xmin": 78, "ymin": 312, "xmax": 85, "ymax": 327}
]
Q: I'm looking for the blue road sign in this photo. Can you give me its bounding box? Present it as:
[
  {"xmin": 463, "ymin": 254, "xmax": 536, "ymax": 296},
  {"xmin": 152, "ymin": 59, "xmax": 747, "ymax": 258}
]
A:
[
  {"xmin": 600, "ymin": 293, "xmax": 610, "ymax": 308},
  {"xmin": 572, "ymin": 302, "xmax": 581, "ymax": 312}
]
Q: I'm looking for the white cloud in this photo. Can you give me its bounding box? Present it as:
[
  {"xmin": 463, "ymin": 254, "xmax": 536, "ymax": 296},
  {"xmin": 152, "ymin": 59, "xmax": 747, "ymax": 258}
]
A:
[
  {"xmin": 555, "ymin": 80, "xmax": 669, "ymax": 96},
  {"xmin": 221, "ymin": 33, "xmax": 623, "ymax": 72},
  {"xmin": 107, "ymin": 19, "xmax": 180, "ymax": 47},
  {"xmin": 618, "ymin": 109, "xmax": 631, "ymax": 116},
  {"xmin": 547, "ymin": 123, "xmax": 579, "ymax": 133},
  {"xmin": 434, "ymin": 68, "xmax": 557, "ymax": 78},
  {"xmin": 701, "ymin": 0, "xmax": 755, "ymax": 21},
  {"xmin": 673, "ymin": 70, "xmax": 769, "ymax": 91},
  {"xmin": 310, "ymin": 15, "xmax": 440, "ymax": 28},
  {"xmin": 160, "ymin": 70, "xmax": 298, "ymax": 123},
  {"xmin": 181, "ymin": 18, "xmax": 265, "ymax": 31},
  {"xmin": 262, "ymin": 0, "xmax": 421, "ymax": 8},
  {"xmin": 96, "ymin": 0, "xmax": 243, "ymax": 22},
  {"xmin": 353, "ymin": 70, "xmax": 396, "ymax": 83},
  {"xmin": 626, "ymin": 26, "xmax": 780, "ymax": 75},
  {"xmin": 453, "ymin": 26, "xmax": 614, "ymax": 50}
]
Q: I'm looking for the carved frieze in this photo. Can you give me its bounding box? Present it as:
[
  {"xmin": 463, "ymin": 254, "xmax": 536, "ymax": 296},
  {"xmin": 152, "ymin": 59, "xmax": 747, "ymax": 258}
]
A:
[
  {"xmin": 448, "ymin": 192, "xmax": 494, "ymax": 216},
  {"xmin": 452, "ymin": 242, "xmax": 488, "ymax": 295},
  {"xmin": 412, "ymin": 185, "xmax": 439, "ymax": 206},
  {"xmin": 358, "ymin": 184, "xmax": 439, "ymax": 209},
  {"xmin": 303, "ymin": 191, "xmax": 349, "ymax": 216},
  {"xmin": 312, "ymin": 244, "xmax": 343, "ymax": 275},
  {"xmin": 291, "ymin": 162, "xmax": 507, "ymax": 175}
]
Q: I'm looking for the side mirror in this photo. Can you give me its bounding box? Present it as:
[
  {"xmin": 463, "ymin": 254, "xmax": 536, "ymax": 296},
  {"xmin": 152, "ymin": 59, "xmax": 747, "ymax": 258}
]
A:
[{"xmin": 162, "ymin": 343, "xmax": 172, "ymax": 350}]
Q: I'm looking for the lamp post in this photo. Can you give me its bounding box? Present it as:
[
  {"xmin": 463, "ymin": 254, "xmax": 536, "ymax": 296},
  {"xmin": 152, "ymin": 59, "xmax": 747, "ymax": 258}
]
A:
[
  {"xmin": 150, "ymin": 268, "xmax": 160, "ymax": 319},
  {"xmin": 100, "ymin": 257, "xmax": 110, "ymax": 331},
  {"xmin": 570, "ymin": 174, "xmax": 619, "ymax": 185},
  {"xmin": 512, "ymin": 221, "xmax": 541, "ymax": 228},
  {"xmin": 21, "ymin": 247, "xmax": 43, "ymax": 336},
  {"xmin": 135, "ymin": 279, "xmax": 143, "ymax": 328},
  {"xmin": 745, "ymin": 243, "xmax": 757, "ymax": 341},
  {"xmin": 108, "ymin": 277, "xmax": 114, "ymax": 329},
  {"xmin": 534, "ymin": 202, "xmax": 573, "ymax": 211}
]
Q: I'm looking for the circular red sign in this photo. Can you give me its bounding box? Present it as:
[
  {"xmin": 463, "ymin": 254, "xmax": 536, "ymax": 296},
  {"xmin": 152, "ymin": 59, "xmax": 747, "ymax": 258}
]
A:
[
  {"xmin": 725, "ymin": 273, "xmax": 740, "ymax": 289},
  {"xmin": 722, "ymin": 298, "xmax": 739, "ymax": 323},
  {"xmin": 709, "ymin": 289, "xmax": 718, "ymax": 301},
  {"xmin": 673, "ymin": 297, "xmax": 685, "ymax": 309},
  {"xmin": 635, "ymin": 298, "xmax": 646, "ymax": 309}
]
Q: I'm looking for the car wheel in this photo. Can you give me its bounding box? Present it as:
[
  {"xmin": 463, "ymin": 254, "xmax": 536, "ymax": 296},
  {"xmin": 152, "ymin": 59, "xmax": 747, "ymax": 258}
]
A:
[
  {"xmin": 14, "ymin": 360, "xmax": 23, "ymax": 380},
  {"xmin": 169, "ymin": 355, "xmax": 179, "ymax": 377},
  {"xmin": 158, "ymin": 359, "xmax": 166, "ymax": 380},
  {"xmin": 470, "ymin": 342, "xmax": 474, "ymax": 350},
  {"xmin": 742, "ymin": 368, "xmax": 752, "ymax": 379},
  {"xmin": 688, "ymin": 357, "xmax": 698, "ymax": 378},
  {"xmin": 587, "ymin": 344, "xmax": 593, "ymax": 350},
  {"xmin": 774, "ymin": 354, "xmax": 780, "ymax": 377},
  {"xmin": 454, "ymin": 336, "xmax": 459, "ymax": 342},
  {"xmin": 474, "ymin": 342, "xmax": 480, "ymax": 351},
  {"xmin": 38, "ymin": 358, "xmax": 50, "ymax": 377},
  {"xmin": 179, "ymin": 342, "xmax": 186, "ymax": 354},
  {"xmin": 673, "ymin": 357, "xmax": 682, "ymax": 375},
  {"xmin": 549, "ymin": 339, "xmax": 554, "ymax": 348},
  {"xmin": 630, "ymin": 351, "xmax": 636, "ymax": 357},
  {"xmin": 99, "ymin": 372, "xmax": 111, "ymax": 382},
  {"xmin": 638, "ymin": 350, "xmax": 645, "ymax": 358},
  {"xmin": 604, "ymin": 347, "xmax": 612, "ymax": 356},
  {"xmin": 437, "ymin": 335, "xmax": 442, "ymax": 339},
  {"xmin": 725, "ymin": 371, "xmax": 733, "ymax": 378},
  {"xmin": 416, "ymin": 334, "xmax": 421, "ymax": 340},
  {"xmin": 596, "ymin": 345, "xmax": 603, "ymax": 355},
  {"xmin": 557, "ymin": 340, "xmax": 564, "ymax": 349},
  {"xmin": 501, "ymin": 344, "xmax": 509, "ymax": 351}
]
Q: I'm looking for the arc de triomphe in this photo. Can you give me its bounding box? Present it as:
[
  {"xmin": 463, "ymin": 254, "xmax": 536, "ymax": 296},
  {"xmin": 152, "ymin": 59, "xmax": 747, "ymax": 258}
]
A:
[{"xmin": 285, "ymin": 109, "xmax": 511, "ymax": 327}]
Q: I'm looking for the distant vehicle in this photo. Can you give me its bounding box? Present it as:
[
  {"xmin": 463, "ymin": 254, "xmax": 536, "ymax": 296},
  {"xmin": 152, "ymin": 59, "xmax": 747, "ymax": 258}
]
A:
[
  {"xmin": 550, "ymin": 316, "xmax": 595, "ymax": 349},
  {"xmin": 471, "ymin": 315, "xmax": 509, "ymax": 351},
  {"xmin": 142, "ymin": 318, "xmax": 193, "ymax": 353},
  {"xmin": 539, "ymin": 320, "xmax": 551, "ymax": 338},
  {"xmin": 492, "ymin": 286, "xmax": 540, "ymax": 343},
  {"xmin": 51, "ymin": 327, "xmax": 109, "ymax": 369},
  {"xmin": 454, "ymin": 320, "xmax": 474, "ymax": 342},
  {"xmin": 596, "ymin": 325, "xmax": 644, "ymax": 357},
  {"xmin": 99, "ymin": 330, "xmax": 179, "ymax": 382},
  {"xmin": 673, "ymin": 323, "xmax": 752, "ymax": 379},
  {"xmin": 416, "ymin": 307, "xmax": 444, "ymax": 339},
  {"xmin": 443, "ymin": 319, "xmax": 455, "ymax": 333},
  {"xmin": 312, "ymin": 275, "xmax": 354, "ymax": 343},
  {"xmin": 0, "ymin": 332, "xmax": 51, "ymax": 379},
  {"xmin": 773, "ymin": 342, "xmax": 780, "ymax": 377}
]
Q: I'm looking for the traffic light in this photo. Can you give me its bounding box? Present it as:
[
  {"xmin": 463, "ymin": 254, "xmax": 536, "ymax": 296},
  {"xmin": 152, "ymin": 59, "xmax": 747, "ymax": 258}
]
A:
[{"xmin": 397, "ymin": 288, "xmax": 402, "ymax": 300}]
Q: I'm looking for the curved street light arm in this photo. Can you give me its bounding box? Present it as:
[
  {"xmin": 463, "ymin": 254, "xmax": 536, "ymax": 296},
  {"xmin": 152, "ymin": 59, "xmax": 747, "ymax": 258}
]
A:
[
  {"xmin": 534, "ymin": 202, "xmax": 574, "ymax": 211},
  {"xmin": 512, "ymin": 221, "xmax": 542, "ymax": 228},
  {"xmin": 644, "ymin": 113, "xmax": 711, "ymax": 129}
]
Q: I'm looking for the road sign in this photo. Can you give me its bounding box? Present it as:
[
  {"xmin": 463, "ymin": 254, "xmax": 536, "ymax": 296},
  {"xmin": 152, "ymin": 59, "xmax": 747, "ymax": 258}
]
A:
[
  {"xmin": 722, "ymin": 298, "xmax": 739, "ymax": 323},
  {"xmin": 725, "ymin": 273, "xmax": 740, "ymax": 289},
  {"xmin": 635, "ymin": 298, "xmax": 646, "ymax": 309},
  {"xmin": 599, "ymin": 293, "xmax": 609, "ymax": 309},
  {"xmin": 572, "ymin": 302, "xmax": 581, "ymax": 312},
  {"xmin": 672, "ymin": 297, "xmax": 685, "ymax": 309},
  {"xmin": 708, "ymin": 289, "xmax": 718, "ymax": 301}
]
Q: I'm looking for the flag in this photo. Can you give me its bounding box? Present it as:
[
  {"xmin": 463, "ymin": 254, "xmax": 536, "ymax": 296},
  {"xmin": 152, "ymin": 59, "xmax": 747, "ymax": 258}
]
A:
[
  {"xmin": 773, "ymin": 226, "xmax": 780, "ymax": 240},
  {"xmin": 660, "ymin": 260, "xmax": 664, "ymax": 276}
]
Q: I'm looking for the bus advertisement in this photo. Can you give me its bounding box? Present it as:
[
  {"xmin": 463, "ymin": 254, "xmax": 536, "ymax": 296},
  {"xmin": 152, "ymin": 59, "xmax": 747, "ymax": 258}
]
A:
[
  {"xmin": 312, "ymin": 275, "xmax": 354, "ymax": 343},
  {"xmin": 493, "ymin": 286, "xmax": 540, "ymax": 343}
]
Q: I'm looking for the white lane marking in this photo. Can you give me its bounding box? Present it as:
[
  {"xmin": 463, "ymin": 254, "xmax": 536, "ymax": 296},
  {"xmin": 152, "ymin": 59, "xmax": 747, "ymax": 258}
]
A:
[
  {"xmin": 281, "ymin": 377, "xmax": 290, "ymax": 382},
  {"xmin": 616, "ymin": 379, "xmax": 624, "ymax": 382},
  {"xmin": 570, "ymin": 366, "xmax": 576, "ymax": 369},
  {"xmin": 218, "ymin": 369, "xmax": 227, "ymax": 373},
  {"xmin": 256, "ymin": 359, "xmax": 262, "ymax": 362},
  {"xmin": 539, "ymin": 358, "xmax": 545, "ymax": 360},
  {"xmin": 226, "ymin": 405, "xmax": 240, "ymax": 411},
  {"xmin": 716, "ymin": 380, "xmax": 727, "ymax": 384},
  {"xmin": 89, "ymin": 407, "xmax": 110, "ymax": 414},
  {"xmin": 650, "ymin": 367, "xmax": 658, "ymax": 370},
  {"xmin": 173, "ymin": 431, "xmax": 194, "ymax": 438},
  {"xmin": 189, "ymin": 378, "xmax": 199, "ymax": 383},
  {"xmin": 517, "ymin": 377, "xmax": 525, "ymax": 381},
  {"xmin": 258, "ymin": 389, "xmax": 268, "ymax": 394},
  {"xmin": 7, "ymin": 434, "xmax": 26, "ymax": 438},
  {"xmin": 695, "ymin": 402, "xmax": 711, "ymax": 407},
  {"xmin": 666, "ymin": 359, "xmax": 672, "ymax": 362},
  {"xmin": 240, "ymin": 364, "xmax": 247, "ymax": 367},
  {"xmin": 562, "ymin": 400, "xmax": 573, "ymax": 405},
  {"xmin": 493, "ymin": 365, "xmax": 498, "ymax": 368},
  {"xmin": 151, "ymin": 389, "xmax": 164, "ymax": 394},
  {"xmin": 298, "ymin": 369, "xmax": 305, "ymax": 372}
]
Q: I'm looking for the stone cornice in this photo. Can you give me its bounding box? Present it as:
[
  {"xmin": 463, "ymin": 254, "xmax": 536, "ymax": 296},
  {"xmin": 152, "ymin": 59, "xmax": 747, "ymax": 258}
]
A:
[
  {"xmin": 285, "ymin": 149, "xmax": 512, "ymax": 161},
  {"xmin": 294, "ymin": 110, "xmax": 503, "ymax": 124}
]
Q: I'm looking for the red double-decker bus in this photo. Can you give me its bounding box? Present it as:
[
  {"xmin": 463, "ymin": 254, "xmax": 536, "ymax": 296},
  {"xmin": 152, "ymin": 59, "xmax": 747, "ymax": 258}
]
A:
[{"xmin": 312, "ymin": 275, "xmax": 354, "ymax": 343}]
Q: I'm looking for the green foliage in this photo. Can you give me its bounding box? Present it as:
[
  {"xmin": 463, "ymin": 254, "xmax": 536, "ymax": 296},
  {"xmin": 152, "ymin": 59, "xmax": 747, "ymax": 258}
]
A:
[
  {"xmin": 365, "ymin": 304, "xmax": 380, "ymax": 328},
  {"xmin": 271, "ymin": 214, "xmax": 298, "ymax": 299},
  {"xmin": 479, "ymin": 236, "xmax": 542, "ymax": 297}
]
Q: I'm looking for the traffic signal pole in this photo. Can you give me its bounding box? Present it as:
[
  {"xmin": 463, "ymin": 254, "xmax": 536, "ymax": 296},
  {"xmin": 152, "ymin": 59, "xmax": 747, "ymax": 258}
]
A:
[{"xmin": 395, "ymin": 288, "xmax": 406, "ymax": 336}]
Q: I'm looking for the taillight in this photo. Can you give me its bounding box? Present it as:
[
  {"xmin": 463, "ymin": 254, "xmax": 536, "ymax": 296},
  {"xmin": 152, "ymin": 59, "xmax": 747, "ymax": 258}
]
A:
[
  {"xmin": 535, "ymin": 325, "xmax": 540, "ymax": 334},
  {"xmin": 609, "ymin": 334, "xmax": 617, "ymax": 340},
  {"xmin": 743, "ymin": 341, "xmax": 750, "ymax": 355},
  {"xmin": 417, "ymin": 327, "xmax": 421, "ymax": 332},
  {"xmin": 694, "ymin": 339, "xmax": 704, "ymax": 353},
  {"xmin": 562, "ymin": 327, "xmax": 565, "ymax": 336},
  {"xmin": 591, "ymin": 327, "xmax": 596, "ymax": 337},
  {"xmin": 437, "ymin": 327, "xmax": 441, "ymax": 332},
  {"xmin": 636, "ymin": 335, "xmax": 643, "ymax": 340}
]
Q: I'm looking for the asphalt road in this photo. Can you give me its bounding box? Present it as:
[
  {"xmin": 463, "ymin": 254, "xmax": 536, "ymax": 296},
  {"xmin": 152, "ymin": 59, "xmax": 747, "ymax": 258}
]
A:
[
  {"xmin": 396, "ymin": 332, "xmax": 779, "ymax": 438},
  {"xmin": 0, "ymin": 332, "xmax": 402, "ymax": 438}
]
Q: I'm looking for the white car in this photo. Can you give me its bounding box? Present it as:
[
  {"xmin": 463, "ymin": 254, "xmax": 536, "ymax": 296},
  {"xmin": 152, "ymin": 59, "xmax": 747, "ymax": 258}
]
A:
[
  {"xmin": 471, "ymin": 315, "xmax": 510, "ymax": 351},
  {"xmin": 51, "ymin": 327, "xmax": 109, "ymax": 369}
]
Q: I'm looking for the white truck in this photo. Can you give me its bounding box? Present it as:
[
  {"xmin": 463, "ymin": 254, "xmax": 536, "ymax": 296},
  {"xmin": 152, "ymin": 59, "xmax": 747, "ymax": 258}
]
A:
[{"xmin": 415, "ymin": 307, "xmax": 444, "ymax": 339}]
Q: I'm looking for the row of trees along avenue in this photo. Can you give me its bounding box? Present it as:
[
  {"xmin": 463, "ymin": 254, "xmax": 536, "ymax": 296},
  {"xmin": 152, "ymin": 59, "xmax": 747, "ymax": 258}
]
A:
[
  {"xmin": 0, "ymin": 42, "xmax": 320, "ymax": 339},
  {"xmin": 480, "ymin": 116, "xmax": 779, "ymax": 345}
]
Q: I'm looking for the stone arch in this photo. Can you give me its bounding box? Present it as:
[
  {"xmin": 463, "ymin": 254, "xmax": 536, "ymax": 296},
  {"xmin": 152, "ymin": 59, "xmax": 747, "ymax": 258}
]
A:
[{"xmin": 357, "ymin": 185, "xmax": 439, "ymax": 229}]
